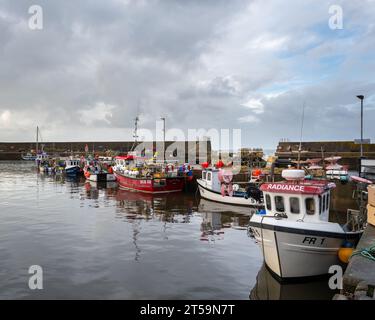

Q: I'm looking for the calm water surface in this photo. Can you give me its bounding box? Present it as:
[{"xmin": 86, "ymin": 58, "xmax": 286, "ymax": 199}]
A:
[{"xmin": 0, "ymin": 161, "xmax": 340, "ymax": 299}]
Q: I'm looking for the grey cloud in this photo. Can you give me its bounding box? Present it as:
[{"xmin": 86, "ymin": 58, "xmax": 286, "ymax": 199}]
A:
[{"xmin": 0, "ymin": 0, "xmax": 374, "ymax": 149}]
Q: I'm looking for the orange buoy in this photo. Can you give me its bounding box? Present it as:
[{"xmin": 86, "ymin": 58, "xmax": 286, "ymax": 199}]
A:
[
  {"xmin": 252, "ymin": 169, "xmax": 262, "ymax": 176},
  {"xmin": 338, "ymin": 247, "xmax": 354, "ymax": 264}
]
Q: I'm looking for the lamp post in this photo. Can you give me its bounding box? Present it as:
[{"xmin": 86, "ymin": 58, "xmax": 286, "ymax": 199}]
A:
[
  {"xmin": 160, "ymin": 117, "xmax": 166, "ymax": 162},
  {"xmin": 356, "ymin": 95, "xmax": 364, "ymax": 158}
]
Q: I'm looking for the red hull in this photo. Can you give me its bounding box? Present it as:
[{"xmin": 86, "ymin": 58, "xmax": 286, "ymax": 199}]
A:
[{"xmin": 114, "ymin": 171, "xmax": 185, "ymax": 194}]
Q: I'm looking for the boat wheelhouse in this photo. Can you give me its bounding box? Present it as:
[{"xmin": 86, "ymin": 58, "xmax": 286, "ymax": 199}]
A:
[
  {"xmin": 248, "ymin": 169, "xmax": 363, "ymax": 279},
  {"xmin": 197, "ymin": 168, "xmax": 263, "ymax": 207},
  {"xmin": 36, "ymin": 153, "xmax": 49, "ymax": 163}
]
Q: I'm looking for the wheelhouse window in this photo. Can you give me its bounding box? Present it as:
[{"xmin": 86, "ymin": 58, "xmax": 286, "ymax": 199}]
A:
[
  {"xmin": 305, "ymin": 198, "xmax": 315, "ymax": 215},
  {"xmin": 202, "ymin": 171, "xmax": 207, "ymax": 180},
  {"xmin": 326, "ymin": 194, "xmax": 330, "ymax": 211},
  {"xmin": 265, "ymin": 194, "xmax": 272, "ymax": 210},
  {"xmin": 290, "ymin": 197, "xmax": 300, "ymax": 214},
  {"xmin": 207, "ymin": 172, "xmax": 211, "ymax": 181},
  {"xmin": 275, "ymin": 196, "xmax": 285, "ymax": 212},
  {"xmin": 322, "ymin": 195, "xmax": 326, "ymax": 212}
]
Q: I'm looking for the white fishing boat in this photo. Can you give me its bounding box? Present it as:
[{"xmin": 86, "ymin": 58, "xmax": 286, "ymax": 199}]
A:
[
  {"xmin": 197, "ymin": 168, "xmax": 263, "ymax": 207},
  {"xmin": 21, "ymin": 153, "xmax": 37, "ymax": 161},
  {"xmin": 84, "ymin": 160, "xmax": 116, "ymax": 182},
  {"xmin": 36, "ymin": 152, "xmax": 53, "ymax": 173},
  {"xmin": 248, "ymin": 169, "xmax": 364, "ymax": 279}
]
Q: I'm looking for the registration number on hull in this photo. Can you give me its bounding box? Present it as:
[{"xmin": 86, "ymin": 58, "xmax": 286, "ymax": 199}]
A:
[{"xmin": 302, "ymin": 236, "xmax": 326, "ymax": 245}]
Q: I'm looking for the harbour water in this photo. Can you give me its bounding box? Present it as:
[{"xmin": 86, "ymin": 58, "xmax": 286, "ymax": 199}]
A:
[{"xmin": 0, "ymin": 161, "xmax": 350, "ymax": 300}]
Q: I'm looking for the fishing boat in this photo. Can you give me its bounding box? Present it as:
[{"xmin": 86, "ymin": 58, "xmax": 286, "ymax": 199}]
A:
[
  {"xmin": 64, "ymin": 158, "xmax": 83, "ymax": 176},
  {"xmin": 113, "ymin": 155, "xmax": 185, "ymax": 194},
  {"xmin": 36, "ymin": 152, "xmax": 49, "ymax": 163},
  {"xmin": 21, "ymin": 153, "xmax": 37, "ymax": 161},
  {"xmin": 197, "ymin": 167, "xmax": 263, "ymax": 207},
  {"xmin": 248, "ymin": 169, "xmax": 364, "ymax": 279},
  {"xmin": 37, "ymin": 153, "xmax": 53, "ymax": 173},
  {"xmin": 84, "ymin": 159, "xmax": 116, "ymax": 182}
]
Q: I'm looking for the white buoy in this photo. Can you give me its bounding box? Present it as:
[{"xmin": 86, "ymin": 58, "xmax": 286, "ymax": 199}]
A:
[{"xmin": 281, "ymin": 169, "xmax": 305, "ymax": 181}]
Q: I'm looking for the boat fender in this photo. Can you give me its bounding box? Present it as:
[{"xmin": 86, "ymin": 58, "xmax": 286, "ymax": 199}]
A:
[{"xmin": 338, "ymin": 242, "xmax": 354, "ymax": 264}]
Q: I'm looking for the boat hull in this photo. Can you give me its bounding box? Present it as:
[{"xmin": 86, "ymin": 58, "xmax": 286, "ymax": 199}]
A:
[
  {"xmin": 197, "ymin": 179, "xmax": 262, "ymax": 207},
  {"xmin": 22, "ymin": 156, "xmax": 37, "ymax": 161},
  {"xmin": 65, "ymin": 166, "xmax": 81, "ymax": 176},
  {"xmin": 248, "ymin": 217, "xmax": 362, "ymax": 279},
  {"xmin": 86, "ymin": 173, "xmax": 116, "ymax": 182},
  {"xmin": 114, "ymin": 171, "xmax": 185, "ymax": 194}
]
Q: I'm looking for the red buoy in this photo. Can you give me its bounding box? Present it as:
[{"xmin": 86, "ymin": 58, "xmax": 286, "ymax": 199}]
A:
[
  {"xmin": 216, "ymin": 160, "xmax": 224, "ymax": 168},
  {"xmin": 202, "ymin": 162, "xmax": 209, "ymax": 169}
]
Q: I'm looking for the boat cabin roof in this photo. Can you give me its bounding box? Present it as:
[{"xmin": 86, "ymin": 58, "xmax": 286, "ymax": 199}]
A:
[
  {"xmin": 116, "ymin": 155, "xmax": 135, "ymax": 160},
  {"xmin": 260, "ymin": 180, "xmax": 336, "ymax": 195}
]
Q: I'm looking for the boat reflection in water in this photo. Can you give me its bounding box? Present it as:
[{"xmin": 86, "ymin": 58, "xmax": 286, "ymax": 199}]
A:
[
  {"xmin": 198, "ymin": 198, "xmax": 257, "ymax": 217},
  {"xmin": 198, "ymin": 198, "xmax": 256, "ymax": 241},
  {"xmin": 114, "ymin": 189, "xmax": 195, "ymax": 222},
  {"xmin": 249, "ymin": 264, "xmax": 337, "ymax": 300}
]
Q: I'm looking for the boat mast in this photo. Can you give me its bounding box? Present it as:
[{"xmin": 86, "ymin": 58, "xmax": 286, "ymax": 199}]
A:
[
  {"xmin": 297, "ymin": 102, "xmax": 306, "ymax": 169},
  {"xmin": 131, "ymin": 116, "xmax": 139, "ymax": 152},
  {"xmin": 36, "ymin": 126, "xmax": 39, "ymax": 154},
  {"xmin": 160, "ymin": 117, "xmax": 166, "ymax": 163}
]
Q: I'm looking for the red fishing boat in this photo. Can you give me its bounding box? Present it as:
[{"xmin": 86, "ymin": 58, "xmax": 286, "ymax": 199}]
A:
[{"xmin": 113, "ymin": 156, "xmax": 185, "ymax": 194}]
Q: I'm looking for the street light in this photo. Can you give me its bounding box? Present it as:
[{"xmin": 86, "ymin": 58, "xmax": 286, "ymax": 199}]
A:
[
  {"xmin": 356, "ymin": 95, "xmax": 364, "ymax": 158},
  {"xmin": 160, "ymin": 117, "xmax": 166, "ymax": 162}
]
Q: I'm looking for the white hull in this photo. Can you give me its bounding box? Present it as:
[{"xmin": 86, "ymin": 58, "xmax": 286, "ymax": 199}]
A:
[
  {"xmin": 249, "ymin": 215, "xmax": 361, "ymax": 278},
  {"xmin": 86, "ymin": 181, "xmax": 118, "ymax": 189},
  {"xmin": 86, "ymin": 173, "xmax": 116, "ymax": 182},
  {"xmin": 22, "ymin": 156, "xmax": 37, "ymax": 161},
  {"xmin": 197, "ymin": 179, "xmax": 262, "ymax": 207}
]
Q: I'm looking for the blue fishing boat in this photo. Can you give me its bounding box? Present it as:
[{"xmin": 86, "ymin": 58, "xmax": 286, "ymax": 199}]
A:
[{"xmin": 64, "ymin": 158, "xmax": 82, "ymax": 176}]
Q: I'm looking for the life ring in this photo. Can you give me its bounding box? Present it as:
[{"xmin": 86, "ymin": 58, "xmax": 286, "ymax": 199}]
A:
[{"xmin": 281, "ymin": 169, "xmax": 305, "ymax": 181}]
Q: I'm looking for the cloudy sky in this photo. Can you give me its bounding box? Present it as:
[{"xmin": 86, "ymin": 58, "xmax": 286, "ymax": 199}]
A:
[{"xmin": 0, "ymin": 0, "xmax": 374, "ymax": 149}]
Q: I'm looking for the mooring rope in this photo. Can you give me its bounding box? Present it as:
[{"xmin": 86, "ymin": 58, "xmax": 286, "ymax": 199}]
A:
[{"xmin": 351, "ymin": 244, "xmax": 375, "ymax": 262}]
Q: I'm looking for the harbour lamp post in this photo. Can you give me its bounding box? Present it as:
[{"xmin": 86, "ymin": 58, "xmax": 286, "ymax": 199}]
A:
[
  {"xmin": 160, "ymin": 117, "xmax": 166, "ymax": 162},
  {"xmin": 356, "ymin": 95, "xmax": 364, "ymax": 158}
]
